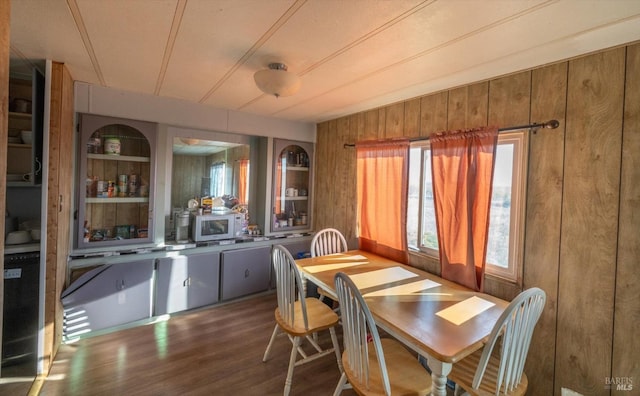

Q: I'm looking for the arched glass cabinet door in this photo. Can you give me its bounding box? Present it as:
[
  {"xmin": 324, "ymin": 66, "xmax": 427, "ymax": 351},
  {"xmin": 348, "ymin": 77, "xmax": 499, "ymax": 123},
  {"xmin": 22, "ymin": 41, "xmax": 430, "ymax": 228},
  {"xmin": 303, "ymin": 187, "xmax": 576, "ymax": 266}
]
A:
[
  {"xmin": 271, "ymin": 139, "xmax": 313, "ymax": 234},
  {"xmin": 76, "ymin": 114, "xmax": 157, "ymax": 250}
]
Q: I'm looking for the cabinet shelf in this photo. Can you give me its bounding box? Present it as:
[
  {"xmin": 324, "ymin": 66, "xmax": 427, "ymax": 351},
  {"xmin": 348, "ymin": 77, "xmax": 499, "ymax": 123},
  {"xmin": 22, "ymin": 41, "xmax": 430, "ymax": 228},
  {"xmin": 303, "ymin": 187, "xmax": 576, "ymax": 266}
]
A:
[
  {"xmin": 9, "ymin": 111, "xmax": 32, "ymax": 119},
  {"xmin": 276, "ymin": 196, "xmax": 308, "ymax": 201},
  {"xmin": 7, "ymin": 181, "xmax": 36, "ymax": 187},
  {"xmin": 85, "ymin": 197, "xmax": 150, "ymax": 204},
  {"xmin": 87, "ymin": 153, "xmax": 150, "ymax": 162},
  {"xmin": 285, "ymin": 166, "xmax": 308, "ymax": 172},
  {"xmin": 8, "ymin": 143, "xmax": 32, "ymax": 149}
]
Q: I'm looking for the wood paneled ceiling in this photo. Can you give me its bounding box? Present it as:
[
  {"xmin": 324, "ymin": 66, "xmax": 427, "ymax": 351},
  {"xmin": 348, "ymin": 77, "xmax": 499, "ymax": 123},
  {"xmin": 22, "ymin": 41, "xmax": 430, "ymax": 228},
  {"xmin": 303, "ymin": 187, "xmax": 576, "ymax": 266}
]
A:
[{"xmin": 9, "ymin": 0, "xmax": 640, "ymax": 123}]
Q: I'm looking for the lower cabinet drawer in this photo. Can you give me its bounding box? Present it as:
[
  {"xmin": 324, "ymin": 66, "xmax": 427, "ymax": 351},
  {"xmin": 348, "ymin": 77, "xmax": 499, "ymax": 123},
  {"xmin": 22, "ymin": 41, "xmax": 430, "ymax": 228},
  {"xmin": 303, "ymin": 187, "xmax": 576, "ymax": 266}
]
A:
[{"xmin": 220, "ymin": 246, "xmax": 271, "ymax": 301}]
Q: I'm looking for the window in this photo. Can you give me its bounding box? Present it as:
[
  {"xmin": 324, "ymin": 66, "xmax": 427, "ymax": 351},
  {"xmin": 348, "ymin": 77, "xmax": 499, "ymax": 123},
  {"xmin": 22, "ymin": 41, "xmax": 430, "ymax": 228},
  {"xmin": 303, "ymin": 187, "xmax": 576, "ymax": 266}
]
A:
[
  {"xmin": 210, "ymin": 161, "xmax": 226, "ymax": 197},
  {"xmin": 407, "ymin": 131, "xmax": 528, "ymax": 281}
]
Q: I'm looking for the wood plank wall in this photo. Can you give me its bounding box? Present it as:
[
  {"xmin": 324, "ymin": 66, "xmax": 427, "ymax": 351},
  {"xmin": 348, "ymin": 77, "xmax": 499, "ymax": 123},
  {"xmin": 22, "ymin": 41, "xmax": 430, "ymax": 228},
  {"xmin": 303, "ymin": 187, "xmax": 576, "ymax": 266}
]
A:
[
  {"xmin": 172, "ymin": 155, "xmax": 207, "ymax": 208},
  {"xmin": 44, "ymin": 61, "xmax": 75, "ymax": 373},
  {"xmin": 613, "ymin": 43, "xmax": 640, "ymax": 396},
  {"xmin": 314, "ymin": 43, "xmax": 640, "ymax": 395},
  {"xmin": 0, "ymin": 0, "xmax": 10, "ymax": 378}
]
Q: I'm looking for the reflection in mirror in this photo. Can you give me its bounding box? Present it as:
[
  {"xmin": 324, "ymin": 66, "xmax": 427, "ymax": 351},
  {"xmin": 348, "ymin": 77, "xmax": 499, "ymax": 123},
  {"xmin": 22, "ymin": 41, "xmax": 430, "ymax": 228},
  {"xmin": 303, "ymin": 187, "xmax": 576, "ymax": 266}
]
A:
[{"xmin": 171, "ymin": 137, "xmax": 250, "ymax": 211}]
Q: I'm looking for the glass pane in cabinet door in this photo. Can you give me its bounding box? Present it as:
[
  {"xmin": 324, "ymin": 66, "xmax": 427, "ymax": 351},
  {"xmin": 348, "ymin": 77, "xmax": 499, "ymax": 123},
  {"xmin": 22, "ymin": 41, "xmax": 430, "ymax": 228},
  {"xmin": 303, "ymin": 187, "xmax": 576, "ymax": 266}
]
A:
[
  {"xmin": 274, "ymin": 144, "xmax": 310, "ymax": 230},
  {"xmin": 81, "ymin": 122, "xmax": 153, "ymax": 246}
]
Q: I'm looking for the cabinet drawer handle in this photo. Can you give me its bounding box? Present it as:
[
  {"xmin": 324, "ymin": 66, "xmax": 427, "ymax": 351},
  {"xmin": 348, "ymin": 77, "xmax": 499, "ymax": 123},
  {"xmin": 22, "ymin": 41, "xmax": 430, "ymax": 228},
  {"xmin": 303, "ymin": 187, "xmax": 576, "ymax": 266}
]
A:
[
  {"xmin": 35, "ymin": 157, "xmax": 42, "ymax": 175},
  {"xmin": 183, "ymin": 277, "xmax": 191, "ymax": 287},
  {"xmin": 244, "ymin": 269, "xmax": 250, "ymax": 278},
  {"xmin": 116, "ymin": 279, "xmax": 125, "ymax": 290}
]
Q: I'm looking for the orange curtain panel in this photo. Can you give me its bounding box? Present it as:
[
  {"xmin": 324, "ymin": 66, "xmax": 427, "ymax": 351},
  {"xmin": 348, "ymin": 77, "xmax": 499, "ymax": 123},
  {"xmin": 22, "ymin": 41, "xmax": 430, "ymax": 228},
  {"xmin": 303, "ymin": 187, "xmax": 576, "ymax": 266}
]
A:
[
  {"xmin": 356, "ymin": 138, "xmax": 410, "ymax": 264},
  {"xmin": 238, "ymin": 159, "xmax": 249, "ymax": 205},
  {"xmin": 430, "ymin": 126, "xmax": 498, "ymax": 291}
]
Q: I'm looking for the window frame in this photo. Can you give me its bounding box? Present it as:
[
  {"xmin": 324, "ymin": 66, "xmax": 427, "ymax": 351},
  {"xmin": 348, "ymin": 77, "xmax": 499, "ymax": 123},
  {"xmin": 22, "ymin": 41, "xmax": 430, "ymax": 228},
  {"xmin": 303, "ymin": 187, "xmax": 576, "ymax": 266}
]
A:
[{"xmin": 407, "ymin": 131, "xmax": 529, "ymax": 282}]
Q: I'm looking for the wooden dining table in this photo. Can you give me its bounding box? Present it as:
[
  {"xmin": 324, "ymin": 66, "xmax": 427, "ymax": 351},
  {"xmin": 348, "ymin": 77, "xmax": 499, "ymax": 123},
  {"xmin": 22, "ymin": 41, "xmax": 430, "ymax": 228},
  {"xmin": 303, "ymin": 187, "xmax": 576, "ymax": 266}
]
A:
[{"xmin": 295, "ymin": 249, "xmax": 509, "ymax": 396}]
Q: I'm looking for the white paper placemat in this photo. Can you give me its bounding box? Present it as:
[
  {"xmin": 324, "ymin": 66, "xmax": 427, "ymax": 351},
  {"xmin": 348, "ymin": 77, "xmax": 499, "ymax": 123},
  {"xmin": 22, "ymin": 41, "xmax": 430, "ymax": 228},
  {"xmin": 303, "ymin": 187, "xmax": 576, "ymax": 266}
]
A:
[
  {"xmin": 436, "ymin": 296, "xmax": 495, "ymax": 325},
  {"xmin": 348, "ymin": 267, "xmax": 418, "ymax": 290},
  {"xmin": 364, "ymin": 278, "xmax": 441, "ymax": 296}
]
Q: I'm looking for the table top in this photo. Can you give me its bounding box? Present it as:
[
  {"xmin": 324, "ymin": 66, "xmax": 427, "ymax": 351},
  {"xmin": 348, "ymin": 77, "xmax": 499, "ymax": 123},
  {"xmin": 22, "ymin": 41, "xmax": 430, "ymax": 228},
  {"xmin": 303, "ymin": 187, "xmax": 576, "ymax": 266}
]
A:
[{"xmin": 296, "ymin": 250, "xmax": 509, "ymax": 363}]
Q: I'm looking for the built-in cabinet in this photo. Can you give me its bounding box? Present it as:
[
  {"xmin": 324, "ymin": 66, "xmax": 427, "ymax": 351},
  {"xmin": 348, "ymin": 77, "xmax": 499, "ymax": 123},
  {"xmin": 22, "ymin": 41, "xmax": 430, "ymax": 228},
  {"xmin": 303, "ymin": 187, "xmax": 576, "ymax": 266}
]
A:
[
  {"xmin": 61, "ymin": 259, "xmax": 155, "ymax": 337},
  {"xmin": 6, "ymin": 70, "xmax": 44, "ymax": 187},
  {"xmin": 76, "ymin": 114, "xmax": 157, "ymax": 249},
  {"xmin": 220, "ymin": 246, "xmax": 271, "ymax": 301},
  {"xmin": 269, "ymin": 139, "xmax": 313, "ymax": 234},
  {"xmin": 61, "ymin": 239, "xmax": 315, "ymax": 338},
  {"xmin": 155, "ymin": 252, "xmax": 220, "ymax": 315}
]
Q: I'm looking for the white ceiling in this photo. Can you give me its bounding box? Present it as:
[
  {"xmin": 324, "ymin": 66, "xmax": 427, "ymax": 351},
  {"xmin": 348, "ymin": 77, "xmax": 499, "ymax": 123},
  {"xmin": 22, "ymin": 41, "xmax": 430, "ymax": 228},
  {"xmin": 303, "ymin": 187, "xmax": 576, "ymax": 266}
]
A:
[{"xmin": 9, "ymin": 0, "xmax": 640, "ymax": 124}]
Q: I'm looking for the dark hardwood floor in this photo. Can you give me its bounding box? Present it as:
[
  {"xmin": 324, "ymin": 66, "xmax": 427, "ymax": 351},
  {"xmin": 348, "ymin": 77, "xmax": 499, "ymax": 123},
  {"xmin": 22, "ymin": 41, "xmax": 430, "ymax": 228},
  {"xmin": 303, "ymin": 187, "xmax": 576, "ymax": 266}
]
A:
[{"xmin": 29, "ymin": 292, "xmax": 355, "ymax": 396}]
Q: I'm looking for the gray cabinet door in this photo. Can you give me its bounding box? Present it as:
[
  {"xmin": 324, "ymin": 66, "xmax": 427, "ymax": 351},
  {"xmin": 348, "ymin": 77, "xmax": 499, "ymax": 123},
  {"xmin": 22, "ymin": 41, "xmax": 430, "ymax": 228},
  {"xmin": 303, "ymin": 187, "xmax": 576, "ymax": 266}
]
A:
[
  {"xmin": 155, "ymin": 252, "xmax": 220, "ymax": 315},
  {"xmin": 277, "ymin": 240, "xmax": 312, "ymax": 289},
  {"xmin": 280, "ymin": 240, "xmax": 311, "ymax": 259},
  {"xmin": 220, "ymin": 246, "xmax": 271, "ymax": 301},
  {"xmin": 61, "ymin": 259, "xmax": 154, "ymax": 337}
]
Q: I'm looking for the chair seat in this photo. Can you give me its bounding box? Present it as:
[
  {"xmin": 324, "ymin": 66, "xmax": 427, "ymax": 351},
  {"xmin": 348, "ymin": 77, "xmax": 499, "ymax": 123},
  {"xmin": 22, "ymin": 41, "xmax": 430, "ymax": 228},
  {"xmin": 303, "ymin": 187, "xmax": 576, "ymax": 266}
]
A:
[
  {"xmin": 275, "ymin": 297, "xmax": 340, "ymax": 336},
  {"xmin": 344, "ymin": 338, "xmax": 432, "ymax": 396},
  {"xmin": 449, "ymin": 348, "xmax": 528, "ymax": 396}
]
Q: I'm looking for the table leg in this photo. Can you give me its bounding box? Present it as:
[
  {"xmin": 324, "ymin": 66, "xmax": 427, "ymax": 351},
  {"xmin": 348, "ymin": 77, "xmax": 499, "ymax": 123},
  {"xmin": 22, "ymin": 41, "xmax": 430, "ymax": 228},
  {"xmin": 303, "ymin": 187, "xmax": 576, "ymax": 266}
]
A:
[{"xmin": 425, "ymin": 355, "xmax": 452, "ymax": 396}]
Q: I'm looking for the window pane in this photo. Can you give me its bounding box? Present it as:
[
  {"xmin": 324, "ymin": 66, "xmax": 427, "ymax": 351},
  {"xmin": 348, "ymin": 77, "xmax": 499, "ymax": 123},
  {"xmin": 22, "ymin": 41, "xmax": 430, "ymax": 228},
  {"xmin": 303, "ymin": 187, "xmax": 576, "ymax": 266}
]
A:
[
  {"xmin": 407, "ymin": 147, "xmax": 421, "ymax": 248},
  {"xmin": 421, "ymin": 149, "xmax": 438, "ymax": 250},
  {"xmin": 486, "ymin": 144, "xmax": 514, "ymax": 268},
  {"xmin": 210, "ymin": 162, "xmax": 226, "ymax": 197}
]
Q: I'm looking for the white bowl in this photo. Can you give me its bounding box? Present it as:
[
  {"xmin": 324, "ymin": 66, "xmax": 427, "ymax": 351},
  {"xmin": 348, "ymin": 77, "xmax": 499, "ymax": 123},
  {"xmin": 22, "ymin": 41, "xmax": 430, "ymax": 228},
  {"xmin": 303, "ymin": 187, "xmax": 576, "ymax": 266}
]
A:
[
  {"xmin": 6, "ymin": 230, "xmax": 31, "ymax": 245},
  {"xmin": 21, "ymin": 130, "xmax": 33, "ymax": 145},
  {"xmin": 30, "ymin": 229, "xmax": 41, "ymax": 241}
]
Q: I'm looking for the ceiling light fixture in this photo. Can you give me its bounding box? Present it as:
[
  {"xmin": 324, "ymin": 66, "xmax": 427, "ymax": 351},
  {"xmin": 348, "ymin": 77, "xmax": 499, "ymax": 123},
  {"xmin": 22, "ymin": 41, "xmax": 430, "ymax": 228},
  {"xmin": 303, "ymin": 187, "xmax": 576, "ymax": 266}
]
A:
[
  {"xmin": 253, "ymin": 62, "xmax": 301, "ymax": 98},
  {"xmin": 180, "ymin": 138, "xmax": 200, "ymax": 146}
]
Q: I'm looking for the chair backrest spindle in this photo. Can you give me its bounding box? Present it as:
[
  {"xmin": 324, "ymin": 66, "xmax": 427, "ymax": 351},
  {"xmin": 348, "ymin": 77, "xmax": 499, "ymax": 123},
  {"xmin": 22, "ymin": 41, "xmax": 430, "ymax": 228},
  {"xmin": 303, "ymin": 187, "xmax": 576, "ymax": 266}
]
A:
[
  {"xmin": 311, "ymin": 228, "xmax": 348, "ymax": 257},
  {"xmin": 472, "ymin": 287, "xmax": 546, "ymax": 394},
  {"xmin": 272, "ymin": 245, "xmax": 309, "ymax": 330},
  {"xmin": 335, "ymin": 272, "xmax": 391, "ymax": 395}
]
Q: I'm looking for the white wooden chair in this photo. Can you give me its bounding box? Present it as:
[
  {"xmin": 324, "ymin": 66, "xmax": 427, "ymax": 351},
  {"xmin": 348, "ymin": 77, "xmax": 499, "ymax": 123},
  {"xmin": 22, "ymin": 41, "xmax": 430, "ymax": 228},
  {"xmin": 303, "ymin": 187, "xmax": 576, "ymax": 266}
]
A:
[
  {"xmin": 449, "ymin": 287, "xmax": 546, "ymax": 396},
  {"xmin": 311, "ymin": 228, "xmax": 348, "ymax": 257},
  {"xmin": 311, "ymin": 228, "xmax": 348, "ymax": 306},
  {"xmin": 263, "ymin": 245, "xmax": 343, "ymax": 396},
  {"xmin": 333, "ymin": 272, "xmax": 432, "ymax": 396}
]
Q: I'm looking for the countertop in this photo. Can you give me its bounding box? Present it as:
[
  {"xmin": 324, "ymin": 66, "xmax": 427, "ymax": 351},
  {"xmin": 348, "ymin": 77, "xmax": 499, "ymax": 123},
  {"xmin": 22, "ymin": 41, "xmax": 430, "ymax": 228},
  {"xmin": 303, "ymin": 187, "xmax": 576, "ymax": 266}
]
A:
[{"xmin": 4, "ymin": 242, "xmax": 41, "ymax": 255}]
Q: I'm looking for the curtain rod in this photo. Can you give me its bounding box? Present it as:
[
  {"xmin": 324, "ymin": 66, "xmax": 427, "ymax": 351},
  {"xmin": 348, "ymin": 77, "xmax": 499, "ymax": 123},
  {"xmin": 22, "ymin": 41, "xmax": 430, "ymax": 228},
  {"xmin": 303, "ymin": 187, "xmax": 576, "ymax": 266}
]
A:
[{"xmin": 342, "ymin": 119, "xmax": 560, "ymax": 148}]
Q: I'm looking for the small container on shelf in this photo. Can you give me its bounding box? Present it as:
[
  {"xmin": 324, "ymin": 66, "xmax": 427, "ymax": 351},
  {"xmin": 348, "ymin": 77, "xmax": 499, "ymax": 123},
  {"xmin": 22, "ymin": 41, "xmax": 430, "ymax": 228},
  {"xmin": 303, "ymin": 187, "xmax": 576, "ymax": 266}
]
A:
[
  {"xmin": 87, "ymin": 137, "xmax": 102, "ymax": 153},
  {"xmin": 86, "ymin": 176, "xmax": 98, "ymax": 197},
  {"xmin": 115, "ymin": 225, "xmax": 130, "ymax": 239},
  {"xmin": 107, "ymin": 181, "xmax": 116, "ymax": 197},
  {"xmin": 103, "ymin": 137, "xmax": 121, "ymax": 155},
  {"xmin": 128, "ymin": 174, "xmax": 139, "ymax": 196},
  {"xmin": 20, "ymin": 130, "xmax": 33, "ymax": 145}
]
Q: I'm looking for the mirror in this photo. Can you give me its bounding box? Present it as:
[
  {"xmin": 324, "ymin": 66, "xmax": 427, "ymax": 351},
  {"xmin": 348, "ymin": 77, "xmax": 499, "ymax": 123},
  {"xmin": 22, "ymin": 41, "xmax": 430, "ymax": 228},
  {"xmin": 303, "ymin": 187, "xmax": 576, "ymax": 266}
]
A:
[{"xmin": 171, "ymin": 137, "xmax": 250, "ymax": 211}]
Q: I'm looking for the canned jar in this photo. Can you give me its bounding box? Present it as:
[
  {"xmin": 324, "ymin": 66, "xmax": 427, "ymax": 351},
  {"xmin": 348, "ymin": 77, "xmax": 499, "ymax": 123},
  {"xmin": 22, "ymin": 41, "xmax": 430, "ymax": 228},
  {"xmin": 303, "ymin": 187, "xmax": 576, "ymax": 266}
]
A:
[
  {"xmin": 104, "ymin": 137, "xmax": 121, "ymax": 155},
  {"xmin": 97, "ymin": 180, "xmax": 107, "ymax": 197},
  {"xmin": 107, "ymin": 181, "xmax": 115, "ymax": 197}
]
